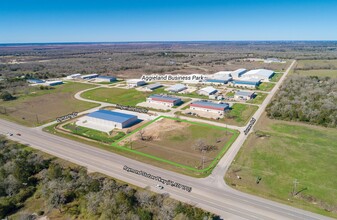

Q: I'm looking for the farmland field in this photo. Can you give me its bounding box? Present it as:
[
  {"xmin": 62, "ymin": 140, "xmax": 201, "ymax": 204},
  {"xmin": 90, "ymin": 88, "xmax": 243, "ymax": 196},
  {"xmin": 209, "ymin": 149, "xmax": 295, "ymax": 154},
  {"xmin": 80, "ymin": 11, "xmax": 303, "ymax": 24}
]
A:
[
  {"xmin": 225, "ymin": 115, "xmax": 337, "ymax": 218},
  {"xmin": 117, "ymin": 117, "xmax": 238, "ymax": 171},
  {"xmin": 293, "ymin": 60, "xmax": 337, "ymax": 78},
  {"xmin": 0, "ymin": 82, "xmax": 98, "ymax": 126}
]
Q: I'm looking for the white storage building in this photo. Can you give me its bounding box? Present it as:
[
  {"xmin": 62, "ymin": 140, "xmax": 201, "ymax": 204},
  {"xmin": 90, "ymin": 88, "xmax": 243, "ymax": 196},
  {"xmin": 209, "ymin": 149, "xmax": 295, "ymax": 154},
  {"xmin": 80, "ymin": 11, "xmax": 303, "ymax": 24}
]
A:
[
  {"xmin": 77, "ymin": 110, "xmax": 138, "ymax": 132},
  {"xmin": 198, "ymin": 86, "xmax": 217, "ymax": 96},
  {"xmin": 127, "ymin": 79, "xmax": 146, "ymax": 87}
]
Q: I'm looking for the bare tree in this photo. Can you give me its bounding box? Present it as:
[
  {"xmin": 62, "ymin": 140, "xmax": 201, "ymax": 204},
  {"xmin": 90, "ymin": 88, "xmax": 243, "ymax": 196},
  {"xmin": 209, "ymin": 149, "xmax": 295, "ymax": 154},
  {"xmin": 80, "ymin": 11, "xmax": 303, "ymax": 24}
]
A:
[
  {"xmin": 193, "ymin": 139, "xmax": 218, "ymax": 169},
  {"xmin": 138, "ymin": 129, "xmax": 146, "ymax": 141}
]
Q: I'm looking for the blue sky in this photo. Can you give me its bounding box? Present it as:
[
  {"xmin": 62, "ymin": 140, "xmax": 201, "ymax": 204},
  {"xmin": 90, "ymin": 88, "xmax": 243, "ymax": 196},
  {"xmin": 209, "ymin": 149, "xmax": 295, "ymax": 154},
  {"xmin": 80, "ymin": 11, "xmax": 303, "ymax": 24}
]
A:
[{"xmin": 1, "ymin": 0, "xmax": 337, "ymax": 43}]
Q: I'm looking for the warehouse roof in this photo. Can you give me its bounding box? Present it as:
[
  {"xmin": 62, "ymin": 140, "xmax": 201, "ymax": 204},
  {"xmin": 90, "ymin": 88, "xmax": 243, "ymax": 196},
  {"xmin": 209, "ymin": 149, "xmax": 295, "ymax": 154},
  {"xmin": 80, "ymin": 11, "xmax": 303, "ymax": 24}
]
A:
[
  {"xmin": 87, "ymin": 110, "xmax": 136, "ymax": 123},
  {"xmin": 244, "ymin": 69, "xmax": 274, "ymax": 79},
  {"xmin": 231, "ymin": 69, "xmax": 247, "ymax": 78},
  {"xmin": 235, "ymin": 91, "xmax": 255, "ymax": 97},
  {"xmin": 149, "ymin": 94, "xmax": 181, "ymax": 103},
  {"xmin": 199, "ymin": 86, "xmax": 217, "ymax": 94},
  {"xmin": 97, "ymin": 76, "xmax": 116, "ymax": 79},
  {"xmin": 190, "ymin": 101, "xmax": 229, "ymax": 111},
  {"xmin": 127, "ymin": 79, "xmax": 146, "ymax": 84},
  {"xmin": 168, "ymin": 84, "xmax": 187, "ymax": 91},
  {"xmin": 146, "ymin": 83, "xmax": 163, "ymax": 90}
]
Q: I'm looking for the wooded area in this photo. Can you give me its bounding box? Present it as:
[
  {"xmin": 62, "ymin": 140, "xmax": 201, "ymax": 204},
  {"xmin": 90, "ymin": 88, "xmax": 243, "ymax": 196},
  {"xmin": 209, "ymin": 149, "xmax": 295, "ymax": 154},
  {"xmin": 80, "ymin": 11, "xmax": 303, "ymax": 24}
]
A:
[
  {"xmin": 266, "ymin": 75, "xmax": 337, "ymax": 127},
  {"xmin": 0, "ymin": 137, "xmax": 217, "ymax": 219}
]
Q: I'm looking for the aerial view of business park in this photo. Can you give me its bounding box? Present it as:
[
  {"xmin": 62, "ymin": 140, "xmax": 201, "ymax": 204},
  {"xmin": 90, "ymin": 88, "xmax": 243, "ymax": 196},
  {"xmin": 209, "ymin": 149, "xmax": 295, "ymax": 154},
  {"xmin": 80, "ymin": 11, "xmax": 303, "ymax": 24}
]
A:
[
  {"xmin": 20, "ymin": 64, "xmax": 280, "ymax": 173},
  {"xmin": 1, "ymin": 41, "xmax": 337, "ymax": 219}
]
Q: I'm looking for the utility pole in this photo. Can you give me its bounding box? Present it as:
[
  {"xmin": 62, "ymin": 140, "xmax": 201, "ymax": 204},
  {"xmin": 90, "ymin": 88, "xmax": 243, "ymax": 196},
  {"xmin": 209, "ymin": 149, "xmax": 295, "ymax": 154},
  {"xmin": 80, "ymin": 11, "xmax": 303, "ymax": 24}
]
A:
[
  {"xmin": 292, "ymin": 179, "xmax": 299, "ymax": 196},
  {"xmin": 201, "ymin": 150, "xmax": 206, "ymax": 169},
  {"xmin": 35, "ymin": 114, "xmax": 39, "ymax": 124}
]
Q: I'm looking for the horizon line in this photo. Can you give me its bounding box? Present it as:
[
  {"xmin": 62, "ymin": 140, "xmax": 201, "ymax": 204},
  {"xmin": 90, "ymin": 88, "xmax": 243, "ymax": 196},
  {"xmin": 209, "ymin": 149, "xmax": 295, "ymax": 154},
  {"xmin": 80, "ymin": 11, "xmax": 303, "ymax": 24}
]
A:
[{"xmin": 1, "ymin": 40, "xmax": 337, "ymax": 46}]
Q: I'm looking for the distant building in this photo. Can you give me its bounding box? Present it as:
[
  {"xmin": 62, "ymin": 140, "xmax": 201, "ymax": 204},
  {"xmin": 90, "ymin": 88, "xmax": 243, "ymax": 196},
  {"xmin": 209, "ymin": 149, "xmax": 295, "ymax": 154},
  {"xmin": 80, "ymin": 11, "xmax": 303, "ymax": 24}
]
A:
[
  {"xmin": 79, "ymin": 110, "xmax": 138, "ymax": 130},
  {"xmin": 243, "ymin": 69, "xmax": 275, "ymax": 81},
  {"xmin": 198, "ymin": 86, "xmax": 217, "ymax": 96},
  {"xmin": 145, "ymin": 83, "xmax": 163, "ymax": 90},
  {"xmin": 81, "ymin": 74, "xmax": 99, "ymax": 79},
  {"xmin": 95, "ymin": 76, "xmax": 117, "ymax": 82},
  {"xmin": 44, "ymin": 80, "xmax": 64, "ymax": 86},
  {"xmin": 190, "ymin": 101, "xmax": 229, "ymax": 114},
  {"xmin": 264, "ymin": 58, "xmax": 285, "ymax": 63},
  {"xmin": 231, "ymin": 69, "xmax": 247, "ymax": 79},
  {"xmin": 27, "ymin": 79, "xmax": 45, "ymax": 84},
  {"xmin": 232, "ymin": 79, "xmax": 261, "ymax": 89},
  {"xmin": 206, "ymin": 71, "xmax": 232, "ymax": 84},
  {"xmin": 147, "ymin": 94, "xmax": 182, "ymax": 107},
  {"xmin": 127, "ymin": 79, "xmax": 146, "ymax": 87},
  {"xmin": 167, "ymin": 84, "xmax": 187, "ymax": 93},
  {"xmin": 234, "ymin": 91, "xmax": 255, "ymax": 100},
  {"xmin": 66, "ymin": 74, "xmax": 82, "ymax": 79}
]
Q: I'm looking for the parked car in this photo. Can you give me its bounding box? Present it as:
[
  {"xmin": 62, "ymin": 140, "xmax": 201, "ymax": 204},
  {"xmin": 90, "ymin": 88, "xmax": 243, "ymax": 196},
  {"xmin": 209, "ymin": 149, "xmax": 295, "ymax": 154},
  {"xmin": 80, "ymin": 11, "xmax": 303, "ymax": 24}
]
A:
[{"xmin": 155, "ymin": 184, "xmax": 164, "ymax": 190}]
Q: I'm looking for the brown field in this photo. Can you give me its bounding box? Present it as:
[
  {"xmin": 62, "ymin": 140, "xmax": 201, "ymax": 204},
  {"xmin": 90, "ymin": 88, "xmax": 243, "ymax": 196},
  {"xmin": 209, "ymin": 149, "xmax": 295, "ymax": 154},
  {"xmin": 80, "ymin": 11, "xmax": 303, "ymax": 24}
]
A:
[
  {"xmin": 0, "ymin": 83, "xmax": 99, "ymax": 126},
  {"xmin": 119, "ymin": 118, "xmax": 233, "ymax": 169}
]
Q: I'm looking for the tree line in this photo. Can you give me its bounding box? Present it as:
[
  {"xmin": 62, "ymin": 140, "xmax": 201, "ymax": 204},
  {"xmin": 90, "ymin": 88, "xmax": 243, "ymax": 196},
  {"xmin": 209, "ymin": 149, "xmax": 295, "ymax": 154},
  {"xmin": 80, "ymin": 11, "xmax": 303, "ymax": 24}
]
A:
[
  {"xmin": 266, "ymin": 75, "xmax": 337, "ymax": 128},
  {"xmin": 0, "ymin": 136, "xmax": 218, "ymax": 219}
]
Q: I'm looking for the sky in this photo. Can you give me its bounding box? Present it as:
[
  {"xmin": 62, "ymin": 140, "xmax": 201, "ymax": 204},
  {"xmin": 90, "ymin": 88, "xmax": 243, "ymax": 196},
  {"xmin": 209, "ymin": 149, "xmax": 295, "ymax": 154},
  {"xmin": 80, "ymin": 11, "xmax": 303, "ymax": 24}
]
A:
[{"xmin": 1, "ymin": 0, "xmax": 337, "ymax": 43}]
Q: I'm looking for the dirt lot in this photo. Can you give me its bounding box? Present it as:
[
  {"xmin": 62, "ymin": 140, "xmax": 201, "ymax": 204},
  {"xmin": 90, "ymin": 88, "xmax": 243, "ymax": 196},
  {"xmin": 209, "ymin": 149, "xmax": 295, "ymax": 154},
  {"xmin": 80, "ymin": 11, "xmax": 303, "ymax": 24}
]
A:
[{"xmin": 119, "ymin": 117, "xmax": 234, "ymax": 169}]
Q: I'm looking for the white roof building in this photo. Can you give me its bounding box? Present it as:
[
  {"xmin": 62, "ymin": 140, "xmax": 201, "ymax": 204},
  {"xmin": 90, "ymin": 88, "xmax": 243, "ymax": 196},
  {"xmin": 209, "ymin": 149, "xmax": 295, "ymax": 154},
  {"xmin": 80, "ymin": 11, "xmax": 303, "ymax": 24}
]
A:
[
  {"xmin": 167, "ymin": 84, "xmax": 187, "ymax": 93},
  {"xmin": 198, "ymin": 86, "xmax": 217, "ymax": 96},
  {"xmin": 243, "ymin": 69, "xmax": 275, "ymax": 81},
  {"xmin": 127, "ymin": 79, "xmax": 146, "ymax": 87}
]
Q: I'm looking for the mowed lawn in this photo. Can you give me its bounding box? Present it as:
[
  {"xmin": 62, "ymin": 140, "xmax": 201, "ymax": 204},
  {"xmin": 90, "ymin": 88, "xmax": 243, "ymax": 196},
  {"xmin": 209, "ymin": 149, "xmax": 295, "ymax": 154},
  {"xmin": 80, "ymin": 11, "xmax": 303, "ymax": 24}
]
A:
[
  {"xmin": 225, "ymin": 117, "xmax": 337, "ymax": 218},
  {"xmin": 0, "ymin": 82, "xmax": 98, "ymax": 126},
  {"xmin": 247, "ymin": 92, "xmax": 268, "ymax": 105},
  {"xmin": 225, "ymin": 103, "xmax": 258, "ymax": 126},
  {"xmin": 81, "ymin": 87, "xmax": 166, "ymax": 106},
  {"xmin": 270, "ymin": 72, "xmax": 283, "ymax": 82},
  {"xmin": 257, "ymin": 82, "xmax": 275, "ymax": 91}
]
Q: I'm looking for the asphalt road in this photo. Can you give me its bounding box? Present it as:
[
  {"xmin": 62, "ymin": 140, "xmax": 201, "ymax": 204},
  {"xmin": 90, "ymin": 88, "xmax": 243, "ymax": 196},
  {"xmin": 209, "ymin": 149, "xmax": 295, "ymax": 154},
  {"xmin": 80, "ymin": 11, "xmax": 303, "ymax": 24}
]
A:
[{"xmin": 0, "ymin": 60, "xmax": 333, "ymax": 220}]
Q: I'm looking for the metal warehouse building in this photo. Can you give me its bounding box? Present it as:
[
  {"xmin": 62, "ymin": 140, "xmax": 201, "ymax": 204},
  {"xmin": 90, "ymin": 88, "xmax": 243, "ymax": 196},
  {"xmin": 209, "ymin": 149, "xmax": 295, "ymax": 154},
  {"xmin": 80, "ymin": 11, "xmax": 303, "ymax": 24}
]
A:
[
  {"xmin": 127, "ymin": 79, "xmax": 146, "ymax": 87},
  {"xmin": 198, "ymin": 86, "xmax": 218, "ymax": 96},
  {"xmin": 78, "ymin": 110, "xmax": 138, "ymax": 132},
  {"xmin": 145, "ymin": 83, "xmax": 163, "ymax": 90},
  {"xmin": 234, "ymin": 91, "xmax": 255, "ymax": 100},
  {"xmin": 81, "ymin": 74, "xmax": 99, "ymax": 79},
  {"xmin": 167, "ymin": 84, "xmax": 187, "ymax": 93},
  {"xmin": 231, "ymin": 69, "xmax": 247, "ymax": 79},
  {"xmin": 147, "ymin": 94, "xmax": 182, "ymax": 107},
  {"xmin": 243, "ymin": 69, "xmax": 275, "ymax": 81},
  {"xmin": 232, "ymin": 79, "xmax": 261, "ymax": 89},
  {"xmin": 95, "ymin": 76, "xmax": 117, "ymax": 82},
  {"xmin": 190, "ymin": 101, "xmax": 229, "ymax": 114}
]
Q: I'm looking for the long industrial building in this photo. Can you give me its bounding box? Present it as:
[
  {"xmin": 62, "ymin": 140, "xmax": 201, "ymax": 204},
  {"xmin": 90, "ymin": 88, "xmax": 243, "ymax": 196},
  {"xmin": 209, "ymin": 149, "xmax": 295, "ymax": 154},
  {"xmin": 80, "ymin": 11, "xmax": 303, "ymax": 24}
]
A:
[
  {"xmin": 147, "ymin": 94, "xmax": 182, "ymax": 107},
  {"xmin": 190, "ymin": 101, "xmax": 229, "ymax": 114},
  {"xmin": 242, "ymin": 69, "xmax": 275, "ymax": 81},
  {"xmin": 77, "ymin": 110, "xmax": 138, "ymax": 132}
]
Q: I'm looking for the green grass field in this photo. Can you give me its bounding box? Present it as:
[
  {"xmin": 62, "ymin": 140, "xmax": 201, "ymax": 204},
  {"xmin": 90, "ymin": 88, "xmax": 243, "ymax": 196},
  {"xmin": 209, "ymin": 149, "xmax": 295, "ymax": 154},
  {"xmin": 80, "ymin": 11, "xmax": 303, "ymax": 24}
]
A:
[
  {"xmin": 63, "ymin": 122, "xmax": 125, "ymax": 144},
  {"xmin": 0, "ymin": 82, "xmax": 98, "ymax": 126},
  {"xmin": 247, "ymin": 93, "xmax": 268, "ymax": 105},
  {"xmin": 226, "ymin": 103, "xmax": 258, "ymax": 126},
  {"xmin": 225, "ymin": 117, "xmax": 337, "ymax": 218},
  {"xmin": 270, "ymin": 72, "xmax": 283, "ymax": 82},
  {"xmin": 293, "ymin": 60, "xmax": 337, "ymax": 78},
  {"xmin": 257, "ymin": 82, "xmax": 275, "ymax": 91},
  {"xmin": 81, "ymin": 87, "xmax": 167, "ymax": 106}
]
